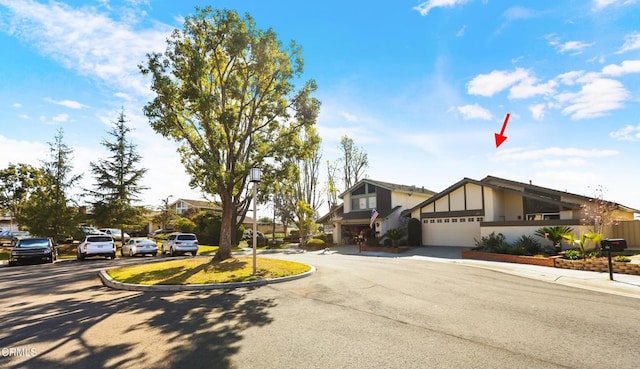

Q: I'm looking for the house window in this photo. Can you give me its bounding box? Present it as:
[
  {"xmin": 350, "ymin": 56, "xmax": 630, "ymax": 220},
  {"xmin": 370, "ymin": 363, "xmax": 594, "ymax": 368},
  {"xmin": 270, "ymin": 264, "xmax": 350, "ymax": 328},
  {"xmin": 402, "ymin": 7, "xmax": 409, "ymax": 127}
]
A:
[
  {"xmin": 460, "ymin": 218, "xmax": 466, "ymax": 223},
  {"xmin": 351, "ymin": 195, "xmax": 377, "ymax": 211},
  {"xmin": 437, "ymin": 219, "xmax": 442, "ymax": 223},
  {"xmin": 476, "ymin": 217, "xmax": 483, "ymax": 222},
  {"xmin": 468, "ymin": 218, "xmax": 474, "ymax": 222},
  {"xmin": 452, "ymin": 219, "xmax": 458, "ymax": 223},
  {"xmin": 444, "ymin": 219, "xmax": 450, "ymax": 223},
  {"xmin": 430, "ymin": 219, "xmax": 435, "ymax": 223},
  {"xmin": 423, "ymin": 219, "xmax": 429, "ymax": 224}
]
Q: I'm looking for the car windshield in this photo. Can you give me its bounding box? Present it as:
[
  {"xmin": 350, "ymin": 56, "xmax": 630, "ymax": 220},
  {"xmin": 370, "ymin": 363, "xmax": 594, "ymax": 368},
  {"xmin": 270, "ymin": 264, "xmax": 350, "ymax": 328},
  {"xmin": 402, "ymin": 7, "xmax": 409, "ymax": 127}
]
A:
[
  {"xmin": 137, "ymin": 240, "xmax": 155, "ymax": 245},
  {"xmin": 177, "ymin": 235, "xmax": 197, "ymax": 241},
  {"xmin": 16, "ymin": 239, "xmax": 50, "ymax": 248},
  {"xmin": 87, "ymin": 236, "xmax": 113, "ymax": 242}
]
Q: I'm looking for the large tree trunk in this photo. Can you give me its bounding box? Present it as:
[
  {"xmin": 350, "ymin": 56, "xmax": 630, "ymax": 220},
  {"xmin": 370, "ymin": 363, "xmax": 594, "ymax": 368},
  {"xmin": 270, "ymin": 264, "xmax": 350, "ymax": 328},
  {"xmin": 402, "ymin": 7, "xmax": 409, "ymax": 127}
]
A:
[{"xmin": 214, "ymin": 196, "xmax": 234, "ymax": 261}]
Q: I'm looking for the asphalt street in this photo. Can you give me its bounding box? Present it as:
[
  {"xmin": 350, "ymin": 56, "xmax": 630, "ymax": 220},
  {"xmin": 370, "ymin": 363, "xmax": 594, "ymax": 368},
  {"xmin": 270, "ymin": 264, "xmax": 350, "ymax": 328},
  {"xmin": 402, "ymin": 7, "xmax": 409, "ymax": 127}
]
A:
[{"xmin": 1, "ymin": 252, "xmax": 639, "ymax": 369}]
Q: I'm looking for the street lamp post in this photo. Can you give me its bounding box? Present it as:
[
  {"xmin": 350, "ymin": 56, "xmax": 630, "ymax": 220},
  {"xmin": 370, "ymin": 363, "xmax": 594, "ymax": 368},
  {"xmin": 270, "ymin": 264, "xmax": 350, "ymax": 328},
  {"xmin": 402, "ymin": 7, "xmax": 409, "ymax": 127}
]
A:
[{"xmin": 250, "ymin": 167, "xmax": 261, "ymax": 275}]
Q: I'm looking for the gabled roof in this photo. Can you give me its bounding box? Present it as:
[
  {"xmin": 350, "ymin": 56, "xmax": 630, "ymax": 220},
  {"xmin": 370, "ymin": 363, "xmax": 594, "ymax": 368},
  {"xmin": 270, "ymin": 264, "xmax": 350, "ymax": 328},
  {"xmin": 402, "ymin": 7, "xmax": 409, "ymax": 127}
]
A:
[
  {"xmin": 338, "ymin": 178, "xmax": 436, "ymax": 199},
  {"xmin": 482, "ymin": 175, "xmax": 639, "ymax": 213},
  {"xmin": 409, "ymin": 175, "xmax": 639, "ymax": 214},
  {"xmin": 171, "ymin": 198, "xmax": 222, "ymax": 211}
]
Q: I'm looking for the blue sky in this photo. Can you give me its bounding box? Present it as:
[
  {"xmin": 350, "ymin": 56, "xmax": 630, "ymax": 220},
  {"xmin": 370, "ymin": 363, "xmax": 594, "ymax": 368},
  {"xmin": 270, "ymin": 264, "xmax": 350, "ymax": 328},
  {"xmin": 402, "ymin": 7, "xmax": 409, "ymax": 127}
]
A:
[{"xmin": 1, "ymin": 0, "xmax": 640, "ymax": 213}]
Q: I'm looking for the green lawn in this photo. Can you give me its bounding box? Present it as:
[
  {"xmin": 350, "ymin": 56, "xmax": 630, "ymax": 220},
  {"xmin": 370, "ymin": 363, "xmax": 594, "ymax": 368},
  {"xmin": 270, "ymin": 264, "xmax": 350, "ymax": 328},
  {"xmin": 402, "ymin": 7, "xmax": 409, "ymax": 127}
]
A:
[{"xmin": 107, "ymin": 256, "xmax": 311, "ymax": 285}]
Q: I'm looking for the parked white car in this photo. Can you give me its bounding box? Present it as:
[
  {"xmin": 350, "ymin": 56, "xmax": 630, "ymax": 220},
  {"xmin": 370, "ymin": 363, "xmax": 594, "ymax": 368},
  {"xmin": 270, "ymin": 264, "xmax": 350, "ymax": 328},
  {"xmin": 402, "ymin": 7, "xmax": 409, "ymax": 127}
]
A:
[
  {"xmin": 77, "ymin": 235, "xmax": 116, "ymax": 260},
  {"xmin": 161, "ymin": 233, "xmax": 199, "ymax": 256},
  {"xmin": 99, "ymin": 228, "xmax": 131, "ymax": 242},
  {"xmin": 121, "ymin": 238, "xmax": 158, "ymax": 257}
]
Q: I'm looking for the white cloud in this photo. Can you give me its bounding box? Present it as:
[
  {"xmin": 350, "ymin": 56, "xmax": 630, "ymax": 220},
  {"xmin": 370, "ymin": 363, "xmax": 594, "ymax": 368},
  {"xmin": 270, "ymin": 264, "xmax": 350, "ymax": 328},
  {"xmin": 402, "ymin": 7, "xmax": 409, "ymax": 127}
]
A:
[
  {"xmin": 52, "ymin": 113, "xmax": 69, "ymax": 122},
  {"xmin": 413, "ymin": 0, "xmax": 471, "ymax": 16},
  {"xmin": 339, "ymin": 111, "xmax": 359, "ymax": 122},
  {"xmin": 529, "ymin": 104, "xmax": 545, "ymax": 120},
  {"xmin": 616, "ymin": 32, "xmax": 640, "ymax": 54},
  {"xmin": 45, "ymin": 97, "xmax": 89, "ymax": 109},
  {"xmin": 456, "ymin": 103, "xmax": 492, "ymax": 120},
  {"xmin": 456, "ymin": 25, "xmax": 466, "ymax": 37},
  {"xmin": 0, "ymin": 0, "xmax": 172, "ymax": 98},
  {"xmin": 503, "ymin": 6, "xmax": 538, "ymax": 20},
  {"xmin": 114, "ymin": 92, "xmax": 133, "ymax": 101},
  {"xmin": 18, "ymin": 114, "xmax": 29, "ymax": 119},
  {"xmin": 467, "ymin": 68, "xmax": 529, "ymax": 97},
  {"xmin": 547, "ymin": 35, "xmax": 594, "ymax": 55},
  {"xmin": 556, "ymin": 78, "xmax": 628, "ymax": 119},
  {"xmin": 509, "ymin": 77, "xmax": 557, "ymax": 99},
  {"xmin": 610, "ymin": 124, "xmax": 640, "ymax": 141},
  {"xmin": 11, "ymin": 103, "xmax": 22, "ymax": 108},
  {"xmin": 555, "ymin": 70, "xmax": 586, "ymax": 85},
  {"xmin": 494, "ymin": 147, "xmax": 619, "ymax": 161},
  {"xmin": 601, "ymin": 60, "xmax": 640, "ymax": 76},
  {"xmin": 533, "ymin": 158, "xmax": 588, "ymax": 168},
  {"xmin": 593, "ymin": 0, "xmax": 636, "ymax": 10}
]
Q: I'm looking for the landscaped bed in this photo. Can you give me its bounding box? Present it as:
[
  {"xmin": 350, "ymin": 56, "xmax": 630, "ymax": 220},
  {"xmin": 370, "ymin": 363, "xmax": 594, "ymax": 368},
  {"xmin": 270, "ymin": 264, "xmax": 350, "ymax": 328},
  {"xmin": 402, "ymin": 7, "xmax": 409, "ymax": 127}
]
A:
[{"xmin": 106, "ymin": 256, "xmax": 311, "ymax": 285}]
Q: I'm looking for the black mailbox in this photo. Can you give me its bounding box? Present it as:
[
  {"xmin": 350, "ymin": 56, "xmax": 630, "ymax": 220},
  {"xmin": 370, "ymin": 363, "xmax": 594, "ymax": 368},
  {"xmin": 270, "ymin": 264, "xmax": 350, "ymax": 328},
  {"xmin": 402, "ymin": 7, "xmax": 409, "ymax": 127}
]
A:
[{"xmin": 601, "ymin": 239, "xmax": 627, "ymax": 252}]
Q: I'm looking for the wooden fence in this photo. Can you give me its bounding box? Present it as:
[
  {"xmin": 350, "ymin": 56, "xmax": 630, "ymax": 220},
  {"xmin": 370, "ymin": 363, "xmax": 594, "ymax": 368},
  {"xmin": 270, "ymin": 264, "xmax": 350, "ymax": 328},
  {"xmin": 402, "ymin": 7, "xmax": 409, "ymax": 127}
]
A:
[{"xmin": 611, "ymin": 221, "xmax": 640, "ymax": 248}]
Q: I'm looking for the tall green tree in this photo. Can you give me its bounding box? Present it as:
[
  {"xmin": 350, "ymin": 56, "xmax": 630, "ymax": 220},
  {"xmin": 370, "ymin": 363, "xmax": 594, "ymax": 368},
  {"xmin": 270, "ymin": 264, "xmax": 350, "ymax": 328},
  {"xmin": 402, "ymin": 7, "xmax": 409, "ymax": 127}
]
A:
[
  {"xmin": 140, "ymin": 7, "xmax": 320, "ymax": 261},
  {"xmin": 20, "ymin": 129, "xmax": 81, "ymax": 240},
  {"xmin": 0, "ymin": 163, "xmax": 43, "ymax": 229},
  {"xmin": 339, "ymin": 135, "xmax": 368, "ymax": 191},
  {"xmin": 89, "ymin": 109, "xmax": 148, "ymax": 242}
]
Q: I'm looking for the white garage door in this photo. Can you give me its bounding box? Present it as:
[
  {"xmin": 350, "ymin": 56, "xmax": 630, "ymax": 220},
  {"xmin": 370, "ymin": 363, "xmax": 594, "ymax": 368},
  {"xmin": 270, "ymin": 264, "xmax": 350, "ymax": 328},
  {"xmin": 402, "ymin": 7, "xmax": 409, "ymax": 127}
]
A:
[{"xmin": 422, "ymin": 217, "xmax": 481, "ymax": 247}]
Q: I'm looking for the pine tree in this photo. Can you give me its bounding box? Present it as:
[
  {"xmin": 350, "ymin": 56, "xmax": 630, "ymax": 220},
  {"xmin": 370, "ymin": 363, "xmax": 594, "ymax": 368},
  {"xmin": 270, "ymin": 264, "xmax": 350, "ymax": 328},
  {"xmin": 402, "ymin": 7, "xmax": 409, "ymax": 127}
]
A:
[
  {"xmin": 21, "ymin": 128, "xmax": 81, "ymax": 241},
  {"xmin": 89, "ymin": 109, "xmax": 148, "ymax": 242}
]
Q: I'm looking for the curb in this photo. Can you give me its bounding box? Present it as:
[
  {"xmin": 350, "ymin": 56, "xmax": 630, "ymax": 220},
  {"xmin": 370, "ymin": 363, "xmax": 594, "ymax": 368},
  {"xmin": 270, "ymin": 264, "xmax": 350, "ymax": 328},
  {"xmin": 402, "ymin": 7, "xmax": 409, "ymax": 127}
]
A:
[{"xmin": 98, "ymin": 265, "xmax": 316, "ymax": 291}]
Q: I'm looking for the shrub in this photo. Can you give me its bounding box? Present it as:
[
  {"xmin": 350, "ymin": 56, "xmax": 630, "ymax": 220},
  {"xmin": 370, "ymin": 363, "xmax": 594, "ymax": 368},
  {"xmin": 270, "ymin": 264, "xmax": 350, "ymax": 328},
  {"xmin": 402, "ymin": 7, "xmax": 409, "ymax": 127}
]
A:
[
  {"xmin": 305, "ymin": 238, "xmax": 325, "ymax": 247},
  {"xmin": 614, "ymin": 255, "xmax": 631, "ymax": 262},
  {"xmin": 174, "ymin": 217, "xmax": 197, "ymax": 233},
  {"xmin": 512, "ymin": 235, "xmax": 543, "ymax": 256},
  {"xmin": 563, "ymin": 249, "xmax": 582, "ymax": 260},
  {"xmin": 534, "ymin": 226, "xmax": 574, "ymax": 250},
  {"xmin": 473, "ymin": 232, "xmax": 509, "ymax": 253}
]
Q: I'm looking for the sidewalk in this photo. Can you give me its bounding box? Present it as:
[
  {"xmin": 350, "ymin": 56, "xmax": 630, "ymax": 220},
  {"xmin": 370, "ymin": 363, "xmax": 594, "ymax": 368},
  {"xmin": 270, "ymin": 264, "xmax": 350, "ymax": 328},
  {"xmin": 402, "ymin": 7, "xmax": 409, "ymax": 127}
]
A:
[{"xmin": 328, "ymin": 245, "xmax": 640, "ymax": 300}]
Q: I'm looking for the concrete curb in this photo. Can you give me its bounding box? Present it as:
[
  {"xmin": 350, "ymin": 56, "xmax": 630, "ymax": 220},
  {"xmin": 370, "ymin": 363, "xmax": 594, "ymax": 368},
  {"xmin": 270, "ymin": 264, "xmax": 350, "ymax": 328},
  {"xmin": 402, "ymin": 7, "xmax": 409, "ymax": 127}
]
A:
[{"xmin": 98, "ymin": 265, "xmax": 316, "ymax": 292}]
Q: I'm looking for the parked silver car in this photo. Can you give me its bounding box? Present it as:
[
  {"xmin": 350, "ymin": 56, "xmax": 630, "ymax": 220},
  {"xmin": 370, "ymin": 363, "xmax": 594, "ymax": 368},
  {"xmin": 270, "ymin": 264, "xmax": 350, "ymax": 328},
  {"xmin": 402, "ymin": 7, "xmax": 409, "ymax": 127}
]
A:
[
  {"xmin": 161, "ymin": 233, "xmax": 199, "ymax": 256},
  {"xmin": 99, "ymin": 228, "xmax": 131, "ymax": 242},
  {"xmin": 77, "ymin": 235, "xmax": 116, "ymax": 260},
  {"xmin": 121, "ymin": 238, "xmax": 158, "ymax": 257}
]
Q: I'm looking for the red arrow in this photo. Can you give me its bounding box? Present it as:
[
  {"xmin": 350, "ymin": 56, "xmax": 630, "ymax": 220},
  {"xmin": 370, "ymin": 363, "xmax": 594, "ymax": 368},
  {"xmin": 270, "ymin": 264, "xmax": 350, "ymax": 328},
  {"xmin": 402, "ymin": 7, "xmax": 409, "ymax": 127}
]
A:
[{"xmin": 494, "ymin": 113, "xmax": 510, "ymax": 148}]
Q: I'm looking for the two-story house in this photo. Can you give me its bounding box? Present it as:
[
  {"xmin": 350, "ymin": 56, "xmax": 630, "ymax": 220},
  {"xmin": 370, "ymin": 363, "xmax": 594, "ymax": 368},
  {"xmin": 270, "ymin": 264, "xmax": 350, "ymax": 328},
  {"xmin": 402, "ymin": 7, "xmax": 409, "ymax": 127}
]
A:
[{"xmin": 318, "ymin": 179, "xmax": 436, "ymax": 245}]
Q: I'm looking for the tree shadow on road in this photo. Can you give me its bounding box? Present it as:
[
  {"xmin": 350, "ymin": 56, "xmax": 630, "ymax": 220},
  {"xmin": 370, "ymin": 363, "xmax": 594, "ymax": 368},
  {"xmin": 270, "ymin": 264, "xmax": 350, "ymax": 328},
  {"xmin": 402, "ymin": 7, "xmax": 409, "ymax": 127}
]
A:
[{"xmin": 0, "ymin": 261, "xmax": 276, "ymax": 369}]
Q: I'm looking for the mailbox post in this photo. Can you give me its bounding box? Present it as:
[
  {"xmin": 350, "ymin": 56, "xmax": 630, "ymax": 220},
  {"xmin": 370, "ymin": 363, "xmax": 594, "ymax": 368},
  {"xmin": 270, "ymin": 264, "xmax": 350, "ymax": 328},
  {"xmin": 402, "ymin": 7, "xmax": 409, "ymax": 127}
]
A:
[{"xmin": 600, "ymin": 239, "xmax": 627, "ymax": 281}]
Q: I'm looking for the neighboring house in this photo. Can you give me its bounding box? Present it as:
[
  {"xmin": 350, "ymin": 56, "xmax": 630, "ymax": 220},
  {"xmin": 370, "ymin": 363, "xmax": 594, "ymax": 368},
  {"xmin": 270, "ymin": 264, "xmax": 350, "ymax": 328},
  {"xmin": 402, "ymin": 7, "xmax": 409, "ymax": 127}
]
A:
[
  {"xmin": 318, "ymin": 179, "xmax": 436, "ymax": 244},
  {"xmin": 170, "ymin": 198, "xmax": 222, "ymax": 216},
  {"xmin": 409, "ymin": 175, "xmax": 638, "ymax": 247}
]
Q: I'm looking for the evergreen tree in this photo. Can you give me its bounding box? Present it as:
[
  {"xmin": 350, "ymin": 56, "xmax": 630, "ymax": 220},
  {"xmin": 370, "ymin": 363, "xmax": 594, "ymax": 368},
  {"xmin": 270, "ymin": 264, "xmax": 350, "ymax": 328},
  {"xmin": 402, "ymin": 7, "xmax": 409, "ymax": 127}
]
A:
[
  {"xmin": 89, "ymin": 109, "xmax": 148, "ymax": 242},
  {"xmin": 21, "ymin": 128, "xmax": 81, "ymax": 240}
]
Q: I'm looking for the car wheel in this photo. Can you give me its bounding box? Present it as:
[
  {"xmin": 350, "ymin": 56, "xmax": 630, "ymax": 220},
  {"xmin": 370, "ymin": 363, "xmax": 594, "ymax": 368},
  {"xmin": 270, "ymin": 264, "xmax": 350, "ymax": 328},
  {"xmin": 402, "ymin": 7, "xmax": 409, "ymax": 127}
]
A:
[
  {"xmin": 111, "ymin": 252, "xmax": 116, "ymax": 259},
  {"xmin": 120, "ymin": 248, "xmax": 124, "ymax": 256},
  {"xmin": 152, "ymin": 252, "xmax": 157, "ymax": 257},
  {"xmin": 8, "ymin": 260, "xmax": 15, "ymax": 267},
  {"xmin": 78, "ymin": 252, "xmax": 85, "ymax": 261},
  {"xmin": 48, "ymin": 252, "xmax": 54, "ymax": 263},
  {"xmin": 129, "ymin": 249, "xmax": 134, "ymax": 257},
  {"xmin": 170, "ymin": 247, "xmax": 175, "ymax": 257}
]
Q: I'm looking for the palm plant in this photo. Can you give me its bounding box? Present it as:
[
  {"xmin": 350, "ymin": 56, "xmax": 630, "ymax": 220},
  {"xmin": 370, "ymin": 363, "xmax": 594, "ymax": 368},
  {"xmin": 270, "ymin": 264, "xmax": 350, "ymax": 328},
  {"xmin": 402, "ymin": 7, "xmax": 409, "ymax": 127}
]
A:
[
  {"xmin": 534, "ymin": 226, "xmax": 574, "ymax": 251},
  {"xmin": 561, "ymin": 232, "xmax": 602, "ymax": 261}
]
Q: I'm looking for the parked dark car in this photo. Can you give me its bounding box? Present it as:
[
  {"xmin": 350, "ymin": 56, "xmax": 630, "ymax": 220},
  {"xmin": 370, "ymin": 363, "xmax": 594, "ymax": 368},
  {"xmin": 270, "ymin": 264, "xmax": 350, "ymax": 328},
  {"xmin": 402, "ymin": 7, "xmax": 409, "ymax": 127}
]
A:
[
  {"xmin": 0, "ymin": 230, "xmax": 32, "ymax": 246},
  {"xmin": 9, "ymin": 237, "xmax": 57, "ymax": 266}
]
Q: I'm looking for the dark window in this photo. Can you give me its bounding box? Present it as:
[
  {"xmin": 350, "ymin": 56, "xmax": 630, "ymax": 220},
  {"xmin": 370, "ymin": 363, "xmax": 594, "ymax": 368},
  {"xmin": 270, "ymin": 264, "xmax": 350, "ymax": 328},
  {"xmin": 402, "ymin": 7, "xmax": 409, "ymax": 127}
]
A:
[
  {"xmin": 177, "ymin": 234, "xmax": 197, "ymax": 241},
  {"xmin": 87, "ymin": 236, "xmax": 113, "ymax": 243},
  {"xmin": 452, "ymin": 219, "xmax": 458, "ymax": 223},
  {"xmin": 352, "ymin": 185, "xmax": 366, "ymax": 195},
  {"xmin": 460, "ymin": 218, "xmax": 466, "ymax": 223}
]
